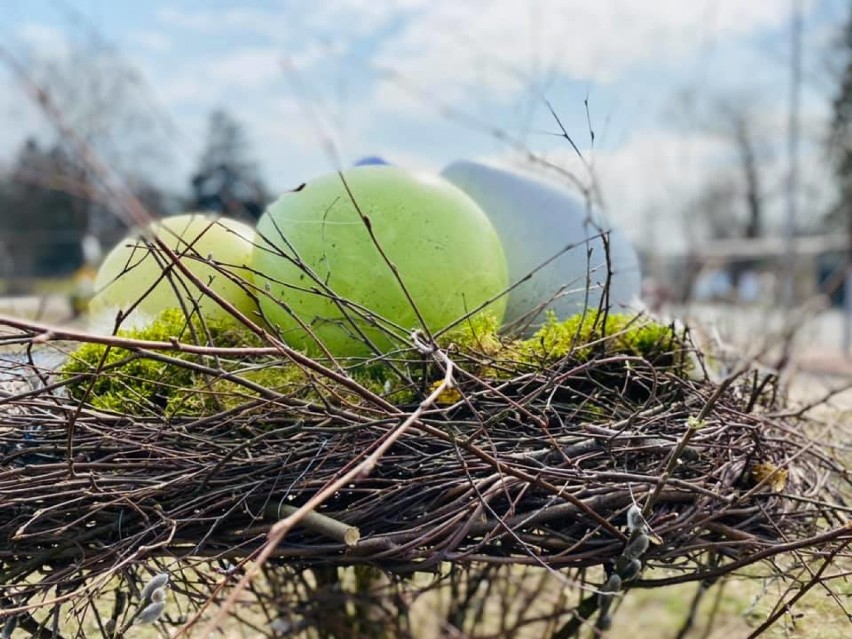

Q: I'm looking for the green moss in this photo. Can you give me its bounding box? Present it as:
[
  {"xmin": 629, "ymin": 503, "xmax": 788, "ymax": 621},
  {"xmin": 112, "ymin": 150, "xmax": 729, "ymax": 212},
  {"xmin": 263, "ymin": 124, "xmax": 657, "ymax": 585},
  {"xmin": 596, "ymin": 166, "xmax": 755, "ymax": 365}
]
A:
[
  {"xmin": 517, "ymin": 311, "xmax": 680, "ymax": 365},
  {"xmin": 164, "ymin": 363, "xmax": 311, "ymax": 414},
  {"xmin": 63, "ymin": 308, "xmax": 684, "ymax": 416},
  {"xmin": 438, "ymin": 310, "xmax": 682, "ymax": 368},
  {"xmin": 440, "ymin": 313, "xmax": 503, "ymax": 354},
  {"xmin": 432, "ymin": 310, "xmax": 686, "ymax": 405},
  {"xmin": 62, "ymin": 309, "xmax": 262, "ymax": 415}
]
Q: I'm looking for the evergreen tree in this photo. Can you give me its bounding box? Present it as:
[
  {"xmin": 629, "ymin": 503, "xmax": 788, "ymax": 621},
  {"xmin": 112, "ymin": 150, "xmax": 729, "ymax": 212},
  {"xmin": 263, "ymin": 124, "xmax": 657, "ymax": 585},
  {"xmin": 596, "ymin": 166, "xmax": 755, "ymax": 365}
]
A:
[
  {"xmin": 189, "ymin": 109, "xmax": 269, "ymax": 221},
  {"xmin": 0, "ymin": 138, "xmax": 87, "ymax": 278}
]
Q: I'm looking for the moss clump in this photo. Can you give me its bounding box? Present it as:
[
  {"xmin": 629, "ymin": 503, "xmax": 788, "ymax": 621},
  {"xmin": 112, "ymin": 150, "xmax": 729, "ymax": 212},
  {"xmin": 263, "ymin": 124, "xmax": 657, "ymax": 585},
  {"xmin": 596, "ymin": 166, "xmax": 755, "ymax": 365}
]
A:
[
  {"xmin": 439, "ymin": 310, "xmax": 683, "ymax": 368},
  {"xmin": 62, "ymin": 309, "xmax": 262, "ymax": 415},
  {"xmin": 439, "ymin": 313, "xmax": 504, "ymax": 354},
  {"xmin": 517, "ymin": 311, "xmax": 680, "ymax": 364},
  {"xmin": 172, "ymin": 361, "xmax": 418, "ymax": 414},
  {"xmin": 63, "ymin": 308, "xmax": 420, "ymax": 415},
  {"xmin": 165, "ymin": 363, "xmax": 310, "ymax": 415},
  {"xmin": 433, "ymin": 310, "xmax": 686, "ymax": 405},
  {"xmin": 63, "ymin": 308, "xmax": 683, "ymax": 417}
]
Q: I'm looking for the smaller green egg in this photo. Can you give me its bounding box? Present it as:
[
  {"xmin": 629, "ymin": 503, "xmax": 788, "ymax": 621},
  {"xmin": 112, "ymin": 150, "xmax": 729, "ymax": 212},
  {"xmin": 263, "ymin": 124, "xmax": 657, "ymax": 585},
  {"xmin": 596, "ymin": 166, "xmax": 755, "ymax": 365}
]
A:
[{"xmin": 90, "ymin": 214, "xmax": 257, "ymax": 327}]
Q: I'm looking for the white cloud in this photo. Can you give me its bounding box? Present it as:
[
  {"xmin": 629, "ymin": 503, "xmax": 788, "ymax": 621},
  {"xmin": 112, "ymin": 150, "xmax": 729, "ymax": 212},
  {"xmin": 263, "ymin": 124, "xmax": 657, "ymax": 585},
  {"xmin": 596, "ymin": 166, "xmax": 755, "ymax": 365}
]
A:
[
  {"xmin": 129, "ymin": 31, "xmax": 173, "ymax": 53},
  {"xmin": 213, "ymin": 47, "xmax": 284, "ymax": 90},
  {"xmin": 15, "ymin": 22, "xmax": 71, "ymax": 59},
  {"xmin": 149, "ymin": 1, "xmax": 824, "ymax": 136},
  {"xmin": 247, "ymin": 97, "xmax": 343, "ymax": 186},
  {"xmin": 156, "ymin": 1, "xmax": 427, "ymax": 44},
  {"xmin": 0, "ymin": 81, "xmax": 46, "ymax": 169},
  {"xmin": 372, "ymin": 0, "xmax": 808, "ymax": 105},
  {"xmin": 142, "ymin": 48, "xmax": 281, "ymax": 105},
  {"xmin": 157, "ymin": 6, "xmax": 286, "ymax": 38},
  {"xmin": 587, "ymin": 130, "xmax": 733, "ymax": 247}
]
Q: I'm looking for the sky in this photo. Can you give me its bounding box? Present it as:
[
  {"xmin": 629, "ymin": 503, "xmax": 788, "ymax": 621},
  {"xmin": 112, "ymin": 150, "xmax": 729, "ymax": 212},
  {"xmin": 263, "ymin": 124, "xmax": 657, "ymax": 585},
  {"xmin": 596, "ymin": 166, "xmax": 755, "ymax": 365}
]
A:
[{"xmin": 0, "ymin": 0, "xmax": 848, "ymax": 253}]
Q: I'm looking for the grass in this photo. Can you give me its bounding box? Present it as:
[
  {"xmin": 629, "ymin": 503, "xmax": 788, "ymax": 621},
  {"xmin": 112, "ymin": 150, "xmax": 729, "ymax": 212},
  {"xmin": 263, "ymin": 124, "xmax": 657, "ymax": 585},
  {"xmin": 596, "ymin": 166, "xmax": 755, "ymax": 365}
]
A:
[
  {"xmin": 612, "ymin": 562, "xmax": 852, "ymax": 638},
  {"xmin": 60, "ymin": 557, "xmax": 849, "ymax": 638}
]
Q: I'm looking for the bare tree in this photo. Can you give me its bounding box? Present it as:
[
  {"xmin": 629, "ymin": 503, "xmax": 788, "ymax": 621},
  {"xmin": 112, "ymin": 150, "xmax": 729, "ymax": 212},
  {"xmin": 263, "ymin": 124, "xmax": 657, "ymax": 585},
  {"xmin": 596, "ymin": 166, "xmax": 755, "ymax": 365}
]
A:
[
  {"xmin": 701, "ymin": 98, "xmax": 770, "ymax": 242},
  {"xmin": 670, "ymin": 92, "xmax": 777, "ymax": 299},
  {"xmin": 26, "ymin": 42, "xmax": 172, "ymax": 180},
  {"xmin": 684, "ymin": 176, "xmax": 741, "ymax": 242},
  {"xmin": 828, "ymin": 5, "xmax": 852, "ymax": 349},
  {"xmin": 0, "ymin": 37, "xmax": 175, "ymax": 285},
  {"xmin": 829, "ymin": 9, "xmax": 852, "ymax": 234},
  {"xmin": 727, "ymin": 108, "xmax": 764, "ymax": 240}
]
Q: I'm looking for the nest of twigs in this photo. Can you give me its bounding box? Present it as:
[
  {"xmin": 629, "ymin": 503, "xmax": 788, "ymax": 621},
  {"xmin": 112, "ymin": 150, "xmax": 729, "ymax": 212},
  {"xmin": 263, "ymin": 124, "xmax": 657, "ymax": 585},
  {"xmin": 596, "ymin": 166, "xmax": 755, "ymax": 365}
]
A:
[{"xmin": 1, "ymin": 306, "xmax": 850, "ymax": 638}]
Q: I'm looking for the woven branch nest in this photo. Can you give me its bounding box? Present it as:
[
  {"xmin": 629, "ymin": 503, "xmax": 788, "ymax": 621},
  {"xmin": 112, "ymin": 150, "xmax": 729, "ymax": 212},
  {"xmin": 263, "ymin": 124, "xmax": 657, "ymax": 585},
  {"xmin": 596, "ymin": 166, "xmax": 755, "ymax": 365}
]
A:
[{"xmin": 1, "ymin": 310, "xmax": 850, "ymax": 636}]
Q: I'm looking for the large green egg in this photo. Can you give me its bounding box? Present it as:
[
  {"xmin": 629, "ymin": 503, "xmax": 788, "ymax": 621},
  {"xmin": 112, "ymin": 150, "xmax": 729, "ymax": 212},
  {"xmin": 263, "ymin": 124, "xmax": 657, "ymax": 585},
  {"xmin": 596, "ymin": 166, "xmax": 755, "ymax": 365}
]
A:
[
  {"xmin": 90, "ymin": 214, "xmax": 258, "ymax": 327},
  {"xmin": 253, "ymin": 167, "xmax": 508, "ymax": 356}
]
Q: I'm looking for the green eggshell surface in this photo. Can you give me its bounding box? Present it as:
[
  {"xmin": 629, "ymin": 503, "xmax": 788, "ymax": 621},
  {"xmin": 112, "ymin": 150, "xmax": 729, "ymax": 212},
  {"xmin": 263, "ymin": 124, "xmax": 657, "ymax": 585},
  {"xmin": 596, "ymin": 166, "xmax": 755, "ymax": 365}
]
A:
[
  {"xmin": 90, "ymin": 214, "xmax": 258, "ymax": 326},
  {"xmin": 253, "ymin": 167, "xmax": 508, "ymax": 356}
]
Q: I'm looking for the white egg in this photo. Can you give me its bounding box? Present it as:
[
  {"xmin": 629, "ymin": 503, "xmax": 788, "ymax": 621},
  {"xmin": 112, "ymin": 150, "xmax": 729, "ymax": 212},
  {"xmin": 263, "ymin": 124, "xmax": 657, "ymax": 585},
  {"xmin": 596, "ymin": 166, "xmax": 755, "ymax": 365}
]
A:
[{"xmin": 441, "ymin": 160, "xmax": 641, "ymax": 333}]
